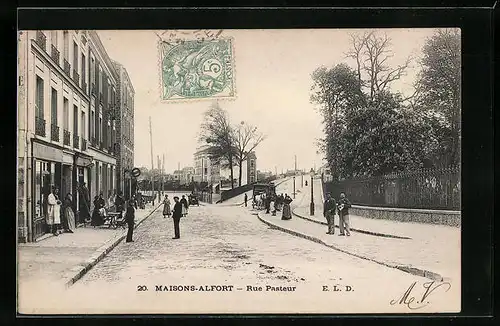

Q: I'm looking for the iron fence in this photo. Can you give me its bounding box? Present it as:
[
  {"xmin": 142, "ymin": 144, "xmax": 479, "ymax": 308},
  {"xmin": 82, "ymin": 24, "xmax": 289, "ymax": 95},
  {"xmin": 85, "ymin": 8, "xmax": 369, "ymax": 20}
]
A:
[{"xmin": 323, "ymin": 166, "xmax": 460, "ymax": 210}]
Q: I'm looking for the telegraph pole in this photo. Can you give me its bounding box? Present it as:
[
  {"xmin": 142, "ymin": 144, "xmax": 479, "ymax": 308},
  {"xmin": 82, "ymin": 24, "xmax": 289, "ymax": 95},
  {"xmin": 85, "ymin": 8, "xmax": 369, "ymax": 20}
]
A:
[
  {"xmin": 293, "ymin": 155, "xmax": 296, "ymax": 199},
  {"xmin": 149, "ymin": 117, "xmax": 155, "ymax": 205},
  {"xmin": 162, "ymin": 153, "xmax": 165, "ymax": 195}
]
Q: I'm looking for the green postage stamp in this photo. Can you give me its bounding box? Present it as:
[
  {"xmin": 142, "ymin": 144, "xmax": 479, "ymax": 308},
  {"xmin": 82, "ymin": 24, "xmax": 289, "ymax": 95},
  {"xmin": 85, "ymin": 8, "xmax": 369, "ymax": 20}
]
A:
[{"xmin": 159, "ymin": 38, "xmax": 235, "ymax": 102}]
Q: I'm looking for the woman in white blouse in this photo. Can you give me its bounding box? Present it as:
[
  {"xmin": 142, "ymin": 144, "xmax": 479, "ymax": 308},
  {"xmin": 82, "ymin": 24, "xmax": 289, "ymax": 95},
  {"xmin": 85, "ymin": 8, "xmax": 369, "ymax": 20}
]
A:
[{"xmin": 47, "ymin": 186, "xmax": 62, "ymax": 235}]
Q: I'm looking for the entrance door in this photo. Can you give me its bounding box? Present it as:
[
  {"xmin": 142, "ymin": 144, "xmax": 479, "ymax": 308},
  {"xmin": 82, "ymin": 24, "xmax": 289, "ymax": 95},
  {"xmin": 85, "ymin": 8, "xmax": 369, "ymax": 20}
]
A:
[
  {"xmin": 32, "ymin": 160, "xmax": 50, "ymax": 240},
  {"xmin": 61, "ymin": 165, "xmax": 72, "ymax": 203}
]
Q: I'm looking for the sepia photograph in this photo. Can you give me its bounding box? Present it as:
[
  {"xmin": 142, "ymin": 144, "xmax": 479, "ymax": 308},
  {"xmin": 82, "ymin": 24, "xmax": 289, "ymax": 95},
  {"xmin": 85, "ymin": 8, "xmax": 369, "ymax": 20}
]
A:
[{"xmin": 17, "ymin": 27, "xmax": 461, "ymax": 314}]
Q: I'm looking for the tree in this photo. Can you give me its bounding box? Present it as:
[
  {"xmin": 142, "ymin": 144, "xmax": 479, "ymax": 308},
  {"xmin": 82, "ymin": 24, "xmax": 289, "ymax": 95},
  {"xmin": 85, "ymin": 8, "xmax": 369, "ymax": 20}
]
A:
[
  {"xmin": 234, "ymin": 121, "xmax": 266, "ymax": 186},
  {"xmin": 416, "ymin": 28, "xmax": 461, "ymax": 166},
  {"xmin": 310, "ymin": 63, "xmax": 365, "ymax": 180},
  {"xmin": 198, "ymin": 102, "xmax": 237, "ymax": 189},
  {"xmin": 345, "ymin": 31, "xmax": 412, "ymax": 101}
]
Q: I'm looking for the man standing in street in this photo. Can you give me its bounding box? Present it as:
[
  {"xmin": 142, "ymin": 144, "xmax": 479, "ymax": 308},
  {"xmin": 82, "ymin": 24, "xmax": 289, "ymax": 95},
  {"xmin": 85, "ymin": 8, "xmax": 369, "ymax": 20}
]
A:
[
  {"xmin": 323, "ymin": 193, "xmax": 336, "ymax": 234},
  {"xmin": 171, "ymin": 196, "xmax": 183, "ymax": 239},
  {"xmin": 125, "ymin": 200, "xmax": 135, "ymax": 243},
  {"xmin": 338, "ymin": 192, "xmax": 352, "ymax": 236},
  {"xmin": 244, "ymin": 193, "xmax": 248, "ymax": 207},
  {"xmin": 78, "ymin": 182, "xmax": 91, "ymax": 224}
]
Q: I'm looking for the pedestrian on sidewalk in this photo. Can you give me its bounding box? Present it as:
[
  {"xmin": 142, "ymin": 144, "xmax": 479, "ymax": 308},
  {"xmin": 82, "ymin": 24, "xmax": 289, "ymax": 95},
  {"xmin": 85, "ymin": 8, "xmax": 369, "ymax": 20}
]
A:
[
  {"xmin": 78, "ymin": 182, "xmax": 91, "ymax": 224},
  {"xmin": 115, "ymin": 191, "xmax": 125, "ymax": 219},
  {"xmin": 171, "ymin": 196, "xmax": 183, "ymax": 239},
  {"xmin": 281, "ymin": 194, "xmax": 293, "ymax": 220},
  {"xmin": 91, "ymin": 194, "xmax": 106, "ymax": 226},
  {"xmin": 125, "ymin": 200, "xmax": 136, "ymax": 242},
  {"xmin": 47, "ymin": 186, "xmax": 62, "ymax": 236},
  {"xmin": 337, "ymin": 192, "xmax": 352, "ymax": 236},
  {"xmin": 180, "ymin": 195, "xmax": 188, "ymax": 216},
  {"xmin": 323, "ymin": 193, "xmax": 336, "ymax": 234},
  {"xmin": 244, "ymin": 193, "xmax": 248, "ymax": 207},
  {"xmin": 163, "ymin": 194, "xmax": 171, "ymax": 218},
  {"xmin": 63, "ymin": 193, "xmax": 76, "ymax": 233}
]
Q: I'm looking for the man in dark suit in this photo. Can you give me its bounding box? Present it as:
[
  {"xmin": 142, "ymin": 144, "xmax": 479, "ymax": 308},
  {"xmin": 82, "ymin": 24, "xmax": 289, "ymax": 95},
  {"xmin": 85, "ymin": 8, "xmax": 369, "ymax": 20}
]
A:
[
  {"xmin": 125, "ymin": 200, "xmax": 135, "ymax": 242},
  {"xmin": 323, "ymin": 193, "xmax": 337, "ymax": 235},
  {"xmin": 171, "ymin": 196, "xmax": 183, "ymax": 239},
  {"xmin": 244, "ymin": 193, "xmax": 248, "ymax": 207},
  {"xmin": 115, "ymin": 191, "xmax": 126, "ymax": 218}
]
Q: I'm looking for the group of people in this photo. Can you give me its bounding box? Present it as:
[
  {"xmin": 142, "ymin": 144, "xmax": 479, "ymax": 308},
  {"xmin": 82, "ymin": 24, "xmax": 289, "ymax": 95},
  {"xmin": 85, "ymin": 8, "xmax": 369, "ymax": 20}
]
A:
[
  {"xmin": 45, "ymin": 186, "xmax": 77, "ymax": 236},
  {"xmin": 250, "ymin": 192, "xmax": 293, "ymax": 220},
  {"xmin": 323, "ymin": 192, "xmax": 352, "ymax": 236},
  {"xmin": 162, "ymin": 194, "xmax": 191, "ymax": 239}
]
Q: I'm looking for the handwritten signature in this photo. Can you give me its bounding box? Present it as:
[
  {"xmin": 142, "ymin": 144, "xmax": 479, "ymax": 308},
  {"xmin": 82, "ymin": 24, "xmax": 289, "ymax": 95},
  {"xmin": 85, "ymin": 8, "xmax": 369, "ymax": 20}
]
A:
[{"xmin": 390, "ymin": 281, "xmax": 451, "ymax": 310}]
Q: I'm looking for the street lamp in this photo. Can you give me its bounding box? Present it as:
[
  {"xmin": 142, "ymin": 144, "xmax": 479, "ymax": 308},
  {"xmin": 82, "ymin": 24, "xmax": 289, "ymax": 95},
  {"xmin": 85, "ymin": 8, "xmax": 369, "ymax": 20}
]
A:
[{"xmin": 310, "ymin": 171, "xmax": 315, "ymax": 216}]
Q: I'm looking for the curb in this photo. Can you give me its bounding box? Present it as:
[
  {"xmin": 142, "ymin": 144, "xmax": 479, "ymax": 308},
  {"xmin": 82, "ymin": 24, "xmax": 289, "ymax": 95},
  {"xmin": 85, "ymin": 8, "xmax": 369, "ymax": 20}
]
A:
[
  {"xmin": 292, "ymin": 208, "xmax": 412, "ymax": 240},
  {"xmin": 64, "ymin": 204, "xmax": 162, "ymax": 288},
  {"xmin": 257, "ymin": 212, "xmax": 444, "ymax": 282}
]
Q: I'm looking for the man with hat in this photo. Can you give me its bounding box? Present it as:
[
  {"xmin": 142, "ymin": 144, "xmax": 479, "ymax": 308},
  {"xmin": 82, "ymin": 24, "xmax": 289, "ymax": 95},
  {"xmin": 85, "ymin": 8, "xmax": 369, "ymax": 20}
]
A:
[{"xmin": 323, "ymin": 192, "xmax": 337, "ymax": 234}]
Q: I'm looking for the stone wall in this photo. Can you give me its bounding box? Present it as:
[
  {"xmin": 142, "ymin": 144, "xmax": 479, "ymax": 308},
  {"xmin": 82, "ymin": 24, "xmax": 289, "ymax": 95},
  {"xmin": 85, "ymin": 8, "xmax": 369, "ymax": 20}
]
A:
[{"xmin": 350, "ymin": 205, "xmax": 461, "ymax": 227}]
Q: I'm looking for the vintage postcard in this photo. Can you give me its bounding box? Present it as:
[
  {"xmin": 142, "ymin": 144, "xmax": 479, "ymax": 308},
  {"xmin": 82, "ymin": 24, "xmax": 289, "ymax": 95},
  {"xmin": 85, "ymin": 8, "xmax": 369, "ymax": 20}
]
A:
[{"xmin": 17, "ymin": 28, "xmax": 461, "ymax": 314}]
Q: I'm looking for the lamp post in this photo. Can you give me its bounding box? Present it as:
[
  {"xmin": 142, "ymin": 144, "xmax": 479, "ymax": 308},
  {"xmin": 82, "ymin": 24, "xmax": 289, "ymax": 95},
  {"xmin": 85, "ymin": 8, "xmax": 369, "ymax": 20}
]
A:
[{"xmin": 310, "ymin": 171, "xmax": 315, "ymax": 216}]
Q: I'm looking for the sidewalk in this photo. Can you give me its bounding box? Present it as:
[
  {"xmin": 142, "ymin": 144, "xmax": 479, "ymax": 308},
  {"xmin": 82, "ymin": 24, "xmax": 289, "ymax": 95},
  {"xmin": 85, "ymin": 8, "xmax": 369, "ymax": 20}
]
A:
[
  {"xmin": 18, "ymin": 203, "xmax": 162, "ymax": 289},
  {"xmin": 257, "ymin": 210, "xmax": 460, "ymax": 283}
]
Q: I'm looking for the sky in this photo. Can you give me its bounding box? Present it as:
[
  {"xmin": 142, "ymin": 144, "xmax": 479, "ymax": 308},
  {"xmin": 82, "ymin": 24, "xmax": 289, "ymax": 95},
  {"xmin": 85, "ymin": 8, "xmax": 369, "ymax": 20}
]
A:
[{"xmin": 97, "ymin": 28, "xmax": 438, "ymax": 174}]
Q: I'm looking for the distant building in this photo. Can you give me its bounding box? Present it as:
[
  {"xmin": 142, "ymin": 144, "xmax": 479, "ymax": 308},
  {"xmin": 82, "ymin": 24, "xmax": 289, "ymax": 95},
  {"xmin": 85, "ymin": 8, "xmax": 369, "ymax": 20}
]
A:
[
  {"xmin": 193, "ymin": 146, "xmax": 220, "ymax": 185},
  {"xmin": 247, "ymin": 151, "xmax": 257, "ymax": 184}
]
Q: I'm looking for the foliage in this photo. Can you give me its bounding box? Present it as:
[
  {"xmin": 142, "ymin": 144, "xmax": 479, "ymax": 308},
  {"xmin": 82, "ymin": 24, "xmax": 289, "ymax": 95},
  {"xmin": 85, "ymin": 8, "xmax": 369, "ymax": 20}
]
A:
[
  {"xmin": 234, "ymin": 122, "xmax": 266, "ymax": 186},
  {"xmin": 312, "ymin": 30, "xmax": 460, "ymax": 179}
]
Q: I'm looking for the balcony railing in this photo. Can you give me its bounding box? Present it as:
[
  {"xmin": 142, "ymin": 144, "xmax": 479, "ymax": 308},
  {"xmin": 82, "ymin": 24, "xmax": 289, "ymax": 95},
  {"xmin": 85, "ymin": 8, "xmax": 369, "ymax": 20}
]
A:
[
  {"xmin": 91, "ymin": 83, "xmax": 96, "ymax": 96},
  {"xmin": 81, "ymin": 138, "xmax": 87, "ymax": 151},
  {"xmin": 35, "ymin": 31, "xmax": 47, "ymax": 51},
  {"xmin": 50, "ymin": 124, "xmax": 59, "ymax": 142},
  {"xmin": 63, "ymin": 59, "xmax": 71, "ymax": 76},
  {"xmin": 63, "ymin": 129, "xmax": 71, "ymax": 146},
  {"xmin": 35, "ymin": 117, "xmax": 46, "ymax": 137},
  {"xmin": 82, "ymin": 80, "xmax": 87, "ymax": 94},
  {"xmin": 73, "ymin": 134, "xmax": 80, "ymax": 149},
  {"xmin": 72, "ymin": 69, "xmax": 80, "ymax": 86},
  {"xmin": 50, "ymin": 44, "xmax": 60, "ymax": 65}
]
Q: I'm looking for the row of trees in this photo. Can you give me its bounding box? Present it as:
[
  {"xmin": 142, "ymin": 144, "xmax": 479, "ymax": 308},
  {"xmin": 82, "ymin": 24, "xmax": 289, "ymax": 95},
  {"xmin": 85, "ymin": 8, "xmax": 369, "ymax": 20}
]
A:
[
  {"xmin": 311, "ymin": 29, "xmax": 460, "ymax": 180},
  {"xmin": 198, "ymin": 102, "xmax": 266, "ymax": 189}
]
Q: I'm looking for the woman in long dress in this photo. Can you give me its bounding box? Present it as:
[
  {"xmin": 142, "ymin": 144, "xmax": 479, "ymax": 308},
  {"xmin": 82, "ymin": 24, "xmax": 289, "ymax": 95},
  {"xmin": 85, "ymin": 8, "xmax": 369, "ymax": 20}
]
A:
[
  {"xmin": 281, "ymin": 194, "xmax": 293, "ymax": 220},
  {"xmin": 163, "ymin": 194, "xmax": 171, "ymax": 218},
  {"xmin": 64, "ymin": 193, "xmax": 76, "ymax": 233},
  {"xmin": 47, "ymin": 186, "xmax": 62, "ymax": 235}
]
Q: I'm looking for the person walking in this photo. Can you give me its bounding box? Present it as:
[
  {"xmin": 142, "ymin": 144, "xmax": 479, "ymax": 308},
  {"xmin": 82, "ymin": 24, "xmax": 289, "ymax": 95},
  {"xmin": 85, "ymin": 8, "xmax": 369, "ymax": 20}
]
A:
[
  {"xmin": 63, "ymin": 193, "xmax": 76, "ymax": 233},
  {"xmin": 180, "ymin": 195, "xmax": 188, "ymax": 217},
  {"xmin": 171, "ymin": 196, "xmax": 183, "ymax": 239},
  {"xmin": 47, "ymin": 186, "xmax": 62, "ymax": 236},
  {"xmin": 163, "ymin": 194, "xmax": 171, "ymax": 218},
  {"xmin": 281, "ymin": 194, "xmax": 293, "ymax": 220},
  {"xmin": 125, "ymin": 200, "xmax": 136, "ymax": 242},
  {"xmin": 338, "ymin": 192, "xmax": 352, "ymax": 236},
  {"xmin": 323, "ymin": 193, "xmax": 337, "ymax": 235},
  {"xmin": 244, "ymin": 193, "xmax": 248, "ymax": 207},
  {"xmin": 91, "ymin": 193, "xmax": 106, "ymax": 226}
]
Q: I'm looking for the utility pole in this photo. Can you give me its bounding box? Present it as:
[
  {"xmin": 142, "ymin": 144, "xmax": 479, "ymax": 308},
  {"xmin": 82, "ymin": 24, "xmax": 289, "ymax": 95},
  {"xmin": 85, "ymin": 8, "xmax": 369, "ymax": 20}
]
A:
[
  {"xmin": 293, "ymin": 155, "xmax": 296, "ymax": 199},
  {"xmin": 162, "ymin": 153, "xmax": 165, "ymax": 195},
  {"xmin": 149, "ymin": 117, "xmax": 155, "ymax": 205}
]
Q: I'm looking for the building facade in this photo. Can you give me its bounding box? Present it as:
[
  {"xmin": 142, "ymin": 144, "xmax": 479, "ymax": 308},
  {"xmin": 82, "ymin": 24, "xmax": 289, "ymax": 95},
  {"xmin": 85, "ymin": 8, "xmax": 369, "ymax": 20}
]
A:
[
  {"xmin": 112, "ymin": 60, "xmax": 135, "ymax": 199},
  {"xmin": 193, "ymin": 146, "xmax": 221, "ymax": 186},
  {"xmin": 17, "ymin": 30, "xmax": 121, "ymax": 243},
  {"xmin": 246, "ymin": 151, "xmax": 257, "ymax": 184}
]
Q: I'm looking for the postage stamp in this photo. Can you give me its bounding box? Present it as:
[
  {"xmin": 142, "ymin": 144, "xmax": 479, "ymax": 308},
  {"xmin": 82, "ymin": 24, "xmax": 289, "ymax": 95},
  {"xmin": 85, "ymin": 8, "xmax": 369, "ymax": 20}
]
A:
[{"xmin": 159, "ymin": 37, "xmax": 235, "ymax": 102}]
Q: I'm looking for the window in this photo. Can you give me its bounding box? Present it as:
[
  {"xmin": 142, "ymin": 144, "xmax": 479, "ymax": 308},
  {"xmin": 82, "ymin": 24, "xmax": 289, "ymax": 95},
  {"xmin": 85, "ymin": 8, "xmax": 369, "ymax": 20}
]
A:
[
  {"xmin": 81, "ymin": 111, "xmax": 85, "ymax": 138},
  {"xmin": 63, "ymin": 98, "xmax": 69, "ymax": 130},
  {"xmin": 99, "ymin": 117, "xmax": 102, "ymax": 143},
  {"xmin": 51, "ymin": 31, "xmax": 58, "ymax": 47},
  {"xmin": 73, "ymin": 41, "xmax": 78, "ymax": 71},
  {"xmin": 90, "ymin": 110, "xmax": 95, "ymax": 139},
  {"xmin": 99, "ymin": 68, "xmax": 103, "ymax": 93},
  {"xmin": 81, "ymin": 53, "xmax": 86, "ymax": 82},
  {"xmin": 73, "ymin": 105, "xmax": 78, "ymax": 136},
  {"xmin": 63, "ymin": 30, "xmax": 69, "ymax": 60},
  {"xmin": 50, "ymin": 88, "xmax": 57, "ymax": 124},
  {"xmin": 90, "ymin": 56, "xmax": 95, "ymax": 81},
  {"xmin": 35, "ymin": 76, "xmax": 44, "ymax": 118}
]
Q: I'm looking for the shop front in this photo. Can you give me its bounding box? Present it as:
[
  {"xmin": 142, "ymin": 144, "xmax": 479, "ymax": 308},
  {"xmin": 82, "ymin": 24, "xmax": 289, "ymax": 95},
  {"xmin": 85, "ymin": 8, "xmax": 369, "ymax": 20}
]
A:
[
  {"xmin": 31, "ymin": 140, "xmax": 65, "ymax": 241},
  {"xmin": 73, "ymin": 153, "xmax": 93, "ymax": 224}
]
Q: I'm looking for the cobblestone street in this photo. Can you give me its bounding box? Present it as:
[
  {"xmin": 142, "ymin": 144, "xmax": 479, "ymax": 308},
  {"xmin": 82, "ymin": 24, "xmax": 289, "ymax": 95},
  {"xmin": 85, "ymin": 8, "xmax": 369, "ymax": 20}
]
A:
[{"xmin": 59, "ymin": 195, "xmax": 458, "ymax": 314}]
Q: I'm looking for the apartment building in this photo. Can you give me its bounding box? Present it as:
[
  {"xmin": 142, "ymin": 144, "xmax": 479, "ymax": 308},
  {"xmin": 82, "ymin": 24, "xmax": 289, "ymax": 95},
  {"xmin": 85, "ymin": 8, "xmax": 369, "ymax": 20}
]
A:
[{"xmin": 17, "ymin": 30, "xmax": 121, "ymax": 242}]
